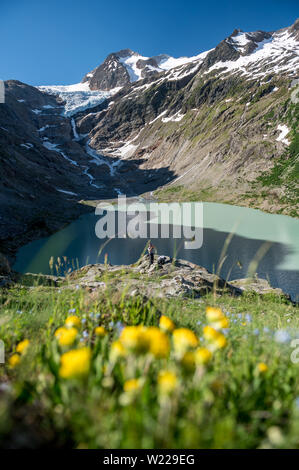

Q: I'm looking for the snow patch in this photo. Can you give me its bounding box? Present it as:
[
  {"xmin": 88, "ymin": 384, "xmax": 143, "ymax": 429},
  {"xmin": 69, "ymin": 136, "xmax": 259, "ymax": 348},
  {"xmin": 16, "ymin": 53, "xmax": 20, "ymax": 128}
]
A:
[
  {"xmin": 43, "ymin": 141, "xmax": 60, "ymax": 151},
  {"xmin": 119, "ymin": 53, "xmax": 149, "ymax": 81},
  {"xmin": 20, "ymin": 143, "xmax": 34, "ymax": 149},
  {"xmin": 71, "ymin": 118, "xmax": 80, "ymax": 140},
  {"xmin": 158, "ymin": 50, "xmax": 211, "ymax": 71},
  {"xmin": 276, "ymin": 124, "xmax": 290, "ymax": 145},
  {"xmin": 148, "ymin": 110, "xmax": 167, "ymax": 125},
  {"xmin": 162, "ymin": 111, "xmax": 185, "ymax": 123},
  {"xmin": 56, "ymin": 188, "xmax": 78, "ymax": 196},
  {"xmin": 227, "ymin": 32, "xmax": 251, "ymax": 52},
  {"xmin": 85, "ymin": 141, "xmax": 121, "ymax": 176}
]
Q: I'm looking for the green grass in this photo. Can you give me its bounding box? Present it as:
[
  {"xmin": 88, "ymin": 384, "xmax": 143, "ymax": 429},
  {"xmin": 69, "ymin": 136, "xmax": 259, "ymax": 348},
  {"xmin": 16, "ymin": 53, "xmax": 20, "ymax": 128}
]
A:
[
  {"xmin": 154, "ymin": 185, "xmax": 214, "ymax": 203},
  {"xmin": 1, "ymin": 281, "xmax": 299, "ymax": 449}
]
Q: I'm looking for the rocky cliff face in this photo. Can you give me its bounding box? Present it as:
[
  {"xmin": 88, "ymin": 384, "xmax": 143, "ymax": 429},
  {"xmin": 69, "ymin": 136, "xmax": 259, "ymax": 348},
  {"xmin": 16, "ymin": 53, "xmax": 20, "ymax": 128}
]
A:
[{"xmin": 0, "ymin": 20, "xmax": 298, "ymax": 257}]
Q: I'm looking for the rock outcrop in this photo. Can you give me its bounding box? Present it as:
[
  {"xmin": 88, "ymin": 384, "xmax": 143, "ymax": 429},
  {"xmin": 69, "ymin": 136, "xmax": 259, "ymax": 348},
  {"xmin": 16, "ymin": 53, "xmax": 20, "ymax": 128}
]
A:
[{"xmin": 63, "ymin": 255, "xmax": 290, "ymax": 300}]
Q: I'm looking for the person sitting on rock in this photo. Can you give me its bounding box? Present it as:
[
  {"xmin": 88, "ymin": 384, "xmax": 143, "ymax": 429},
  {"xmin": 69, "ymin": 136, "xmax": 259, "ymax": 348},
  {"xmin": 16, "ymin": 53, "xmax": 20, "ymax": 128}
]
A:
[{"xmin": 147, "ymin": 241, "xmax": 155, "ymax": 266}]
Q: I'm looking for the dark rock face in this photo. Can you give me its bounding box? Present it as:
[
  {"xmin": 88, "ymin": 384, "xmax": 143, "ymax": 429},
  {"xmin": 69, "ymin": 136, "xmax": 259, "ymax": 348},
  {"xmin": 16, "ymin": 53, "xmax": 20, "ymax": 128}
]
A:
[
  {"xmin": 82, "ymin": 53, "xmax": 131, "ymax": 90},
  {"xmin": 202, "ymin": 39, "xmax": 240, "ymax": 69},
  {"xmin": 0, "ymin": 253, "xmax": 11, "ymax": 275}
]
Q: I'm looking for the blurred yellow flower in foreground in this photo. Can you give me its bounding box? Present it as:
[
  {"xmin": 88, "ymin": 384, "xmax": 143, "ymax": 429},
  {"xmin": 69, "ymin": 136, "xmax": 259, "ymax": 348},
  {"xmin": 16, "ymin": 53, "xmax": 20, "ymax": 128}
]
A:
[
  {"xmin": 55, "ymin": 327, "xmax": 67, "ymax": 338},
  {"xmin": 110, "ymin": 340, "xmax": 127, "ymax": 361},
  {"xmin": 9, "ymin": 353, "xmax": 21, "ymax": 368},
  {"xmin": 206, "ymin": 306, "xmax": 224, "ymax": 322},
  {"xmin": 59, "ymin": 347, "xmax": 91, "ymax": 379},
  {"xmin": 119, "ymin": 326, "xmax": 170, "ymax": 358},
  {"xmin": 181, "ymin": 351, "xmax": 196, "ymax": 372},
  {"xmin": 120, "ymin": 326, "xmax": 149, "ymax": 353},
  {"xmin": 94, "ymin": 326, "xmax": 107, "ymax": 337},
  {"xmin": 211, "ymin": 317, "xmax": 229, "ymax": 330},
  {"xmin": 258, "ymin": 362, "xmax": 268, "ymax": 373},
  {"xmin": 57, "ymin": 327, "xmax": 78, "ymax": 347},
  {"xmin": 158, "ymin": 370, "xmax": 178, "ymax": 395},
  {"xmin": 145, "ymin": 327, "xmax": 170, "ymax": 358},
  {"xmin": 203, "ymin": 326, "xmax": 227, "ymax": 350},
  {"xmin": 173, "ymin": 328, "xmax": 198, "ymax": 354},
  {"xmin": 65, "ymin": 315, "xmax": 81, "ymax": 328},
  {"xmin": 16, "ymin": 339, "xmax": 30, "ymax": 355},
  {"xmin": 203, "ymin": 325, "xmax": 219, "ymax": 341},
  {"xmin": 195, "ymin": 347, "xmax": 212, "ymax": 365},
  {"xmin": 159, "ymin": 315, "xmax": 175, "ymax": 332},
  {"xmin": 123, "ymin": 378, "xmax": 142, "ymax": 393},
  {"xmin": 213, "ymin": 334, "xmax": 227, "ymax": 349}
]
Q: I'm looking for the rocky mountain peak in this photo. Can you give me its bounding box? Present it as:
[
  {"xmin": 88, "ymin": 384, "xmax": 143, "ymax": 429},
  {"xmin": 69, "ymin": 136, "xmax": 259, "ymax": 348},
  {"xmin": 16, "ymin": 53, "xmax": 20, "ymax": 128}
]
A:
[{"xmin": 115, "ymin": 48, "xmax": 136, "ymax": 58}]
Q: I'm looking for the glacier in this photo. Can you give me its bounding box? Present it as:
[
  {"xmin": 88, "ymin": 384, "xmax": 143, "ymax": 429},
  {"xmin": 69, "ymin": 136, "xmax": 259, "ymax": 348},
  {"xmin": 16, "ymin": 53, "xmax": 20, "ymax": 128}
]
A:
[{"xmin": 38, "ymin": 82, "xmax": 122, "ymax": 117}]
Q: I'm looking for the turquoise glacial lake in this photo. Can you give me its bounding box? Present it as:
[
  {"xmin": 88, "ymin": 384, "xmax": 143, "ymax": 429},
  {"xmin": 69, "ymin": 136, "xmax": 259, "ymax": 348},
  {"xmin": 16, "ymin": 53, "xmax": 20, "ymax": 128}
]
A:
[{"xmin": 14, "ymin": 202, "xmax": 299, "ymax": 301}]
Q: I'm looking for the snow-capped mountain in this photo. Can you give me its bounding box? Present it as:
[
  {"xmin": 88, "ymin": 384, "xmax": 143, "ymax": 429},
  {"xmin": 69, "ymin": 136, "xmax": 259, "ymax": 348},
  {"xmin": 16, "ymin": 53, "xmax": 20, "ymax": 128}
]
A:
[
  {"xmin": 36, "ymin": 20, "xmax": 298, "ymax": 116},
  {"xmin": 81, "ymin": 48, "xmax": 211, "ymax": 90},
  {"xmin": 0, "ymin": 19, "xmax": 298, "ymax": 255},
  {"xmin": 79, "ymin": 20, "xmax": 298, "ymax": 90}
]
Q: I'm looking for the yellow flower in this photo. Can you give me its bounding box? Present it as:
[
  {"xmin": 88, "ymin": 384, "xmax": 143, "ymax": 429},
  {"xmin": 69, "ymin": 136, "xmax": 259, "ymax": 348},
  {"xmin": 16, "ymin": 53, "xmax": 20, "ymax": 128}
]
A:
[
  {"xmin": 258, "ymin": 362, "xmax": 268, "ymax": 373},
  {"xmin": 159, "ymin": 315, "xmax": 175, "ymax": 332},
  {"xmin": 9, "ymin": 353, "xmax": 21, "ymax": 368},
  {"xmin": 181, "ymin": 351, "xmax": 196, "ymax": 372},
  {"xmin": 59, "ymin": 347, "xmax": 91, "ymax": 379},
  {"xmin": 145, "ymin": 327, "xmax": 170, "ymax": 358},
  {"xmin": 173, "ymin": 328, "xmax": 198, "ymax": 354},
  {"xmin": 57, "ymin": 327, "xmax": 78, "ymax": 346},
  {"xmin": 211, "ymin": 317, "xmax": 229, "ymax": 330},
  {"xmin": 16, "ymin": 339, "xmax": 30, "ymax": 355},
  {"xmin": 119, "ymin": 326, "xmax": 149, "ymax": 353},
  {"xmin": 206, "ymin": 306, "xmax": 224, "ymax": 322},
  {"xmin": 55, "ymin": 327, "xmax": 67, "ymax": 338},
  {"xmin": 213, "ymin": 333, "xmax": 227, "ymax": 350},
  {"xmin": 110, "ymin": 340, "xmax": 127, "ymax": 361},
  {"xmin": 94, "ymin": 326, "xmax": 107, "ymax": 337},
  {"xmin": 123, "ymin": 378, "xmax": 142, "ymax": 393},
  {"xmin": 65, "ymin": 315, "xmax": 81, "ymax": 328},
  {"xmin": 203, "ymin": 326, "xmax": 227, "ymax": 350},
  {"xmin": 195, "ymin": 347, "xmax": 212, "ymax": 365},
  {"xmin": 158, "ymin": 370, "xmax": 178, "ymax": 395},
  {"xmin": 203, "ymin": 325, "xmax": 219, "ymax": 341}
]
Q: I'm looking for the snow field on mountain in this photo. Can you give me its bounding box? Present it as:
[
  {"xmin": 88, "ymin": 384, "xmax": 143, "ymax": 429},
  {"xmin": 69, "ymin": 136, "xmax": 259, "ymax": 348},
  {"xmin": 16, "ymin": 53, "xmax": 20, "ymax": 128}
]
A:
[{"xmin": 208, "ymin": 31, "xmax": 299, "ymax": 78}]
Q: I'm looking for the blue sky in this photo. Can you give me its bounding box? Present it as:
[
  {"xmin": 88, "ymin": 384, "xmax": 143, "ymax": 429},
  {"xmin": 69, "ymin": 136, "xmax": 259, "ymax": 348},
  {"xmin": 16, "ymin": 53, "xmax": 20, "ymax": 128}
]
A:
[{"xmin": 1, "ymin": 0, "xmax": 298, "ymax": 86}]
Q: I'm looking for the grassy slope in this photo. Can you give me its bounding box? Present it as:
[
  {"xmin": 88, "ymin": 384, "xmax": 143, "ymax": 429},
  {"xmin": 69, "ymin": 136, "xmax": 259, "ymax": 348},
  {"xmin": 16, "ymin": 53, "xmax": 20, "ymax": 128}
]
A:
[{"xmin": 1, "ymin": 279, "xmax": 299, "ymax": 449}]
